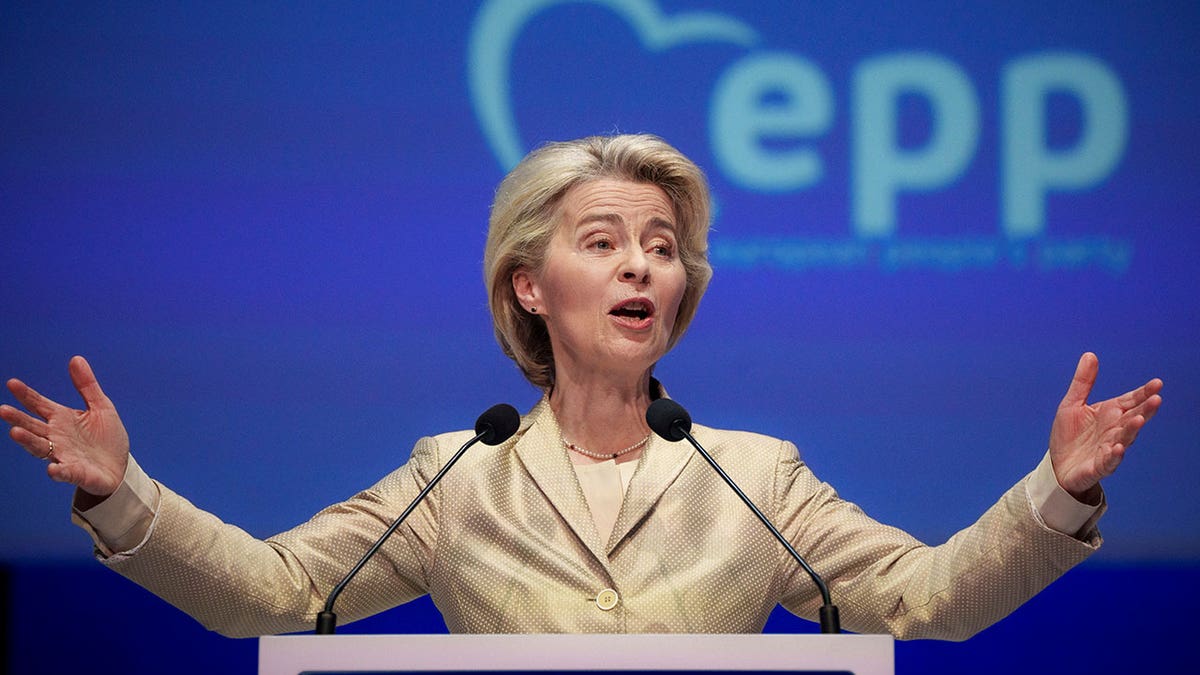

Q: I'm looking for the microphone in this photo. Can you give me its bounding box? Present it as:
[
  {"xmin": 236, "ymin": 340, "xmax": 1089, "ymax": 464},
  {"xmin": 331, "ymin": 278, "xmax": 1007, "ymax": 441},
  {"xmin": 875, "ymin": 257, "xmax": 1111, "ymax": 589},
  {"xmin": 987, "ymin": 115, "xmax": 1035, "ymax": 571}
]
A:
[
  {"xmin": 646, "ymin": 398, "xmax": 841, "ymax": 634},
  {"xmin": 315, "ymin": 403, "xmax": 520, "ymax": 634}
]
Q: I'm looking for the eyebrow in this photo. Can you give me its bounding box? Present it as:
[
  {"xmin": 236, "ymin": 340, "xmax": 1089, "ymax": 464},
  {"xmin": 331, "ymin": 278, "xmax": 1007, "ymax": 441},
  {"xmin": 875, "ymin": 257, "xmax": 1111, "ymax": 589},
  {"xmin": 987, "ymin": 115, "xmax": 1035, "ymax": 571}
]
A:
[{"xmin": 576, "ymin": 213, "xmax": 677, "ymax": 233}]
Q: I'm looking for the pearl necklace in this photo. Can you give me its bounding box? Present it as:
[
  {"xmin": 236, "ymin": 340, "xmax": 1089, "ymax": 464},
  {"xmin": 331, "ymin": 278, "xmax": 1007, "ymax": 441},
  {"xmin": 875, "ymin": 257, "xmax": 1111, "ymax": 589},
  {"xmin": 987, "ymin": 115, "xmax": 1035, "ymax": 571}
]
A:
[{"xmin": 562, "ymin": 434, "xmax": 651, "ymax": 459}]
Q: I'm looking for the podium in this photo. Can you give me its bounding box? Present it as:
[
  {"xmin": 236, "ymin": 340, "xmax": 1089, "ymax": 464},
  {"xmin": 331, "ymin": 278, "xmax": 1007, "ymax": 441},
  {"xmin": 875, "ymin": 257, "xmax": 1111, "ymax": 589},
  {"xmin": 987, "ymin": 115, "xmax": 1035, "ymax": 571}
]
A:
[{"xmin": 259, "ymin": 633, "xmax": 893, "ymax": 675}]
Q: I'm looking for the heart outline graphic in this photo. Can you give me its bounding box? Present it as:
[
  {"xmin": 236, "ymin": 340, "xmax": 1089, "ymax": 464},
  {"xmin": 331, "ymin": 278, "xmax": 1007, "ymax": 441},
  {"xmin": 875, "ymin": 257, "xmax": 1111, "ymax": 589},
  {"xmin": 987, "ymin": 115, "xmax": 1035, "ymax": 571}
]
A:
[{"xmin": 468, "ymin": 0, "xmax": 761, "ymax": 170}]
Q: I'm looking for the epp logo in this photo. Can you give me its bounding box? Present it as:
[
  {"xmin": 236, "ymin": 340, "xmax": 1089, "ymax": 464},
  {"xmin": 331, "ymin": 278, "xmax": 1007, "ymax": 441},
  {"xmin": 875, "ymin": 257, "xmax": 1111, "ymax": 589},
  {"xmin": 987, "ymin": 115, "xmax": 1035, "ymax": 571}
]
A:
[{"xmin": 468, "ymin": 0, "xmax": 1129, "ymax": 263}]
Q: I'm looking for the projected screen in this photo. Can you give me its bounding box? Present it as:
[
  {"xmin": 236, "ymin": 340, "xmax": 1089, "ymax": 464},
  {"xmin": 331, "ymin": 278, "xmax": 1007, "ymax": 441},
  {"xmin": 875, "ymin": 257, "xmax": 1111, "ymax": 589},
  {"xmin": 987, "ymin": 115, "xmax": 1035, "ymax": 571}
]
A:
[{"xmin": 2, "ymin": 1, "xmax": 1197, "ymax": 563}]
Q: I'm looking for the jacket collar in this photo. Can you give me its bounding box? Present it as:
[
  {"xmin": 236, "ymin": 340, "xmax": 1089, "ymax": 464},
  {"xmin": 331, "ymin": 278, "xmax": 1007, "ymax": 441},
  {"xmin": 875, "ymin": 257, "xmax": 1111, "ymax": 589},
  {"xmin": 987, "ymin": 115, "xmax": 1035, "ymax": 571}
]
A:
[{"xmin": 511, "ymin": 383, "xmax": 695, "ymax": 565}]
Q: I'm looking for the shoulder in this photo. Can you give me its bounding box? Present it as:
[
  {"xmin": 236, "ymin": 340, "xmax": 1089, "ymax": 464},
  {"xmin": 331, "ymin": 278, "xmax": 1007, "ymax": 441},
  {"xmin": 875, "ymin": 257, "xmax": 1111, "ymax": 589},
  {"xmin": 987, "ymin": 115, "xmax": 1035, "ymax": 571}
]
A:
[
  {"xmin": 691, "ymin": 423, "xmax": 798, "ymax": 459},
  {"xmin": 684, "ymin": 424, "xmax": 807, "ymax": 492},
  {"xmin": 363, "ymin": 429, "xmax": 477, "ymax": 494},
  {"xmin": 422, "ymin": 429, "xmax": 480, "ymax": 453},
  {"xmin": 382, "ymin": 397, "xmax": 546, "ymax": 474},
  {"xmin": 395, "ymin": 429, "xmax": 482, "ymax": 477}
]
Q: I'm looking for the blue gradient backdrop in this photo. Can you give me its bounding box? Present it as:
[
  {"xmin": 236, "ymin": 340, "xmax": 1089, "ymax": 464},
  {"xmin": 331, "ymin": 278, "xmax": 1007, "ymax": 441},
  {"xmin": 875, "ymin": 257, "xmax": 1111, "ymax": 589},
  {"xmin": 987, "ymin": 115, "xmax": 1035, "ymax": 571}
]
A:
[{"xmin": 2, "ymin": 1, "xmax": 1197, "ymax": 673}]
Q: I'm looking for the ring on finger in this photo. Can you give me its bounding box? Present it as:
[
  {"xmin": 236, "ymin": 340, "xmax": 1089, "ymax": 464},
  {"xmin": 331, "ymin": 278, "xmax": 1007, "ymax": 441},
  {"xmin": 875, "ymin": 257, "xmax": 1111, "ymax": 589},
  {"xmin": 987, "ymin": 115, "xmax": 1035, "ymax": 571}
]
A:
[{"xmin": 43, "ymin": 439, "xmax": 56, "ymax": 462}]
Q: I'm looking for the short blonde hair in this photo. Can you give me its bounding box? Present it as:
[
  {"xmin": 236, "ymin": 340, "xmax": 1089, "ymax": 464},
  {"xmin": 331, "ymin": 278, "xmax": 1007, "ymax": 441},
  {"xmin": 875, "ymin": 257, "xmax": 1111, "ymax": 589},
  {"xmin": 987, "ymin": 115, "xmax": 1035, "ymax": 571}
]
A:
[{"xmin": 484, "ymin": 134, "xmax": 713, "ymax": 389}]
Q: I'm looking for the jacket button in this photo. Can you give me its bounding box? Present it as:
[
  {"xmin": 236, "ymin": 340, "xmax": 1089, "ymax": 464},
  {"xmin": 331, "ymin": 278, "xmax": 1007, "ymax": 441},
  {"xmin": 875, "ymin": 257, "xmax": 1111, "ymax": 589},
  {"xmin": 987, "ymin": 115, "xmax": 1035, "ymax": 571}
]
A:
[{"xmin": 595, "ymin": 588, "xmax": 619, "ymax": 611}]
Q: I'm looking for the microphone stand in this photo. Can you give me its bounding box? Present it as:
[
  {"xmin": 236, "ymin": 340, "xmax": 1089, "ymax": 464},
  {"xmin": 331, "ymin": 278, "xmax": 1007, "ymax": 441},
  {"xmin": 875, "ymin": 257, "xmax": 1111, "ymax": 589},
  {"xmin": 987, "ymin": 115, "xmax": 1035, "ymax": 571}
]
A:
[
  {"xmin": 669, "ymin": 419, "xmax": 841, "ymax": 634},
  {"xmin": 316, "ymin": 404, "xmax": 518, "ymax": 634}
]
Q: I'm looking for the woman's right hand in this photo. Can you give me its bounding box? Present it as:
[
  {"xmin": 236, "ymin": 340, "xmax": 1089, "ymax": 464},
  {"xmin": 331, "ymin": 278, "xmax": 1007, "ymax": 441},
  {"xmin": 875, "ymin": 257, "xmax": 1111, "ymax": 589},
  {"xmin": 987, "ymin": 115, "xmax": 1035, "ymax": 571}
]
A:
[{"xmin": 1, "ymin": 356, "xmax": 130, "ymax": 503}]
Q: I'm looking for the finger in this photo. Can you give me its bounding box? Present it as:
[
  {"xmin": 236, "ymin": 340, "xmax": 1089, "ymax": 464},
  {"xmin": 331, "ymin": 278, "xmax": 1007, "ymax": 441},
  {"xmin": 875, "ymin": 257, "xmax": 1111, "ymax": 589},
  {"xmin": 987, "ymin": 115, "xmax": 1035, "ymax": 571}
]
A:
[
  {"xmin": 1142, "ymin": 393, "xmax": 1163, "ymax": 422},
  {"xmin": 1122, "ymin": 385, "xmax": 1162, "ymax": 432},
  {"xmin": 47, "ymin": 461, "xmax": 75, "ymax": 484},
  {"xmin": 1060, "ymin": 352, "xmax": 1099, "ymax": 408},
  {"xmin": 1145, "ymin": 377, "xmax": 1164, "ymax": 395},
  {"xmin": 69, "ymin": 356, "xmax": 110, "ymax": 411},
  {"xmin": 1114, "ymin": 414, "xmax": 1147, "ymax": 447},
  {"xmin": 1101, "ymin": 443, "xmax": 1127, "ymax": 476},
  {"xmin": 9, "ymin": 425, "xmax": 54, "ymax": 459},
  {"xmin": 0, "ymin": 404, "xmax": 52, "ymax": 438},
  {"xmin": 5, "ymin": 378, "xmax": 63, "ymax": 420},
  {"xmin": 1126, "ymin": 393, "xmax": 1163, "ymax": 424},
  {"xmin": 1115, "ymin": 378, "xmax": 1164, "ymax": 410}
]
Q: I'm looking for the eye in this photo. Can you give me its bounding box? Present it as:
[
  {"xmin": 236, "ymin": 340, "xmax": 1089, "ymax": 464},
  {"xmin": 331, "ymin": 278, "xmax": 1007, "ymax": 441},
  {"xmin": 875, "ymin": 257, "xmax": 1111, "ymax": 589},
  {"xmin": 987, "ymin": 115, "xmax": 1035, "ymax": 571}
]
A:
[
  {"xmin": 586, "ymin": 235, "xmax": 615, "ymax": 252},
  {"xmin": 650, "ymin": 241, "xmax": 675, "ymax": 259}
]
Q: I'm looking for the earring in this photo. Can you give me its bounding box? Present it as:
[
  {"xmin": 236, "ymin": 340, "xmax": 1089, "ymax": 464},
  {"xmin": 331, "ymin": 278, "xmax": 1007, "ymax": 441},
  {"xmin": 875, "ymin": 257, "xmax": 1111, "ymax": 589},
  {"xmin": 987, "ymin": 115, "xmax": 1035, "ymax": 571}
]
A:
[{"xmin": 530, "ymin": 307, "xmax": 537, "ymax": 313}]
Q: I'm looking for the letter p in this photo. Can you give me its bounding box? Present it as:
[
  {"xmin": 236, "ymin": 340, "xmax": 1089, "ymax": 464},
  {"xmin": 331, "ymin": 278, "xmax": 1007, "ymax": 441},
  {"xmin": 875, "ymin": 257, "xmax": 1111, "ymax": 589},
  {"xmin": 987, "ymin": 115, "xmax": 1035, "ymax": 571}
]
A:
[
  {"xmin": 853, "ymin": 54, "xmax": 980, "ymax": 238},
  {"xmin": 1002, "ymin": 53, "xmax": 1128, "ymax": 238}
]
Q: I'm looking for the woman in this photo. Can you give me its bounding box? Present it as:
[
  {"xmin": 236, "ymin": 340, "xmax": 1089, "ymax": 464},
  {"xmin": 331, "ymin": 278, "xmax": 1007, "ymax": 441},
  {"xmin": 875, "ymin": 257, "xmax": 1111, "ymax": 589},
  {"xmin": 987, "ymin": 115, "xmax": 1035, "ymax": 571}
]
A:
[{"xmin": 1, "ymin": 134, "xmax": 1162, "ymax": 637}]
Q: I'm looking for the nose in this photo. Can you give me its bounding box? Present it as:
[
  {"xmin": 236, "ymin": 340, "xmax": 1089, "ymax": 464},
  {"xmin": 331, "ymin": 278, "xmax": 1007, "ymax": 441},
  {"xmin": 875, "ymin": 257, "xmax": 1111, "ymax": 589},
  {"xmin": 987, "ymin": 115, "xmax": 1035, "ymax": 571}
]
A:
[{"xmin": 620, "ymin": 248, "xmax": 650, "ymax": 284}]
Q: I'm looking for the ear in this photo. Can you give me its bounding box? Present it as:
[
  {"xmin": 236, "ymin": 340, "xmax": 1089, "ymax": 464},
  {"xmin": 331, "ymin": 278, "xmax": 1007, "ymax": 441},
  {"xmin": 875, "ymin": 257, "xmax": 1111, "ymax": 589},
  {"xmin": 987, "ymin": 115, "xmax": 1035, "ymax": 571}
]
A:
[{"xmin": 511, "ymin": 268, "xmax": 542, "ymax": 314}]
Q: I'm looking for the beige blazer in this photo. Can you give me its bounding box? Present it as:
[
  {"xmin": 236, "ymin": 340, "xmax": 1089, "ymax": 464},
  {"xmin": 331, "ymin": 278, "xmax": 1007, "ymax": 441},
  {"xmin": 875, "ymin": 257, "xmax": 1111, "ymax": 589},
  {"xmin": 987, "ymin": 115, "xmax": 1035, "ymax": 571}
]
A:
[{"xmin": 101, "ymin": 396, "xmax": 1100, "ymax": 638}]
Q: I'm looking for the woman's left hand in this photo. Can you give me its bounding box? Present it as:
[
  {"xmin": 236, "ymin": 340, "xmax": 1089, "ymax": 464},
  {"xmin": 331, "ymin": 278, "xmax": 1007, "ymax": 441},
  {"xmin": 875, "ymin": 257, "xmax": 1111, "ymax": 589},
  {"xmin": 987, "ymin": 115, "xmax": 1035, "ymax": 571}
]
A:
[{"xmin": 1048, "ymin": 352, "xmax": 1163, "ymax": 502}]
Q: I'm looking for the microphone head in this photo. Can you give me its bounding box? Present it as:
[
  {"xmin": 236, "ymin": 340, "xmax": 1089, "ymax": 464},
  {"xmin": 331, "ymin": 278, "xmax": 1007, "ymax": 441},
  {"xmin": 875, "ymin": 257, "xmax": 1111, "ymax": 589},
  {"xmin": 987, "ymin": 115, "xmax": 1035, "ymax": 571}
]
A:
[
  {"xmin": 646, "ymin": 398, "xmax": 691, "ymax": 442},
  {"xmin": 475, "ymin": 403, "xmax": 521, "ymax": 445}
]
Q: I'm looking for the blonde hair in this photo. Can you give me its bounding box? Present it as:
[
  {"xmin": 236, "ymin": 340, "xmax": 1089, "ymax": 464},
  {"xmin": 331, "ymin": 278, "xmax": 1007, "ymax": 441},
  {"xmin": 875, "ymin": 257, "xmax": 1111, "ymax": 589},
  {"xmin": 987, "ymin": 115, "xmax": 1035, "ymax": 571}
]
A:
[{"xmin": 483, "ymin": 134, "xmax": 713, "ymax": 389}]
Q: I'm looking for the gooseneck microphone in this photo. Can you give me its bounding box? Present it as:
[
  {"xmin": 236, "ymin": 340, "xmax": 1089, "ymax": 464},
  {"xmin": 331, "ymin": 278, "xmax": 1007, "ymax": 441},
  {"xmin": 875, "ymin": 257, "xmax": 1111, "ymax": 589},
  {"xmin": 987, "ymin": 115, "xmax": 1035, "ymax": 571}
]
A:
[
  {"xmin": 315, "ymin": 403, "xmax": 521, "ymax": 634},
  {"xmin": 646, "ymin": 398, "xmax": 841, "ymax": 634}
]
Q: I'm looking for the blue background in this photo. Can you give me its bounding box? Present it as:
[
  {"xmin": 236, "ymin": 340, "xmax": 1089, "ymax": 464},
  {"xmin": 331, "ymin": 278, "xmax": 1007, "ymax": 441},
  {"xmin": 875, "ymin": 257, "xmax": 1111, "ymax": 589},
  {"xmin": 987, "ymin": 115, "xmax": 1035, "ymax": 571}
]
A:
[{"xmin": 2, "ymin": 1, "xmax": 1197, "ymax": 673}]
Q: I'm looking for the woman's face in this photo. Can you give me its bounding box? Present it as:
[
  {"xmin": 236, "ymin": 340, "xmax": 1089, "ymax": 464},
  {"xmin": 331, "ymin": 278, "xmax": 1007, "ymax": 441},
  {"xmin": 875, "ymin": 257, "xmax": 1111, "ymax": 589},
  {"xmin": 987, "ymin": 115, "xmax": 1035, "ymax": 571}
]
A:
[{"xmin": 513, "ymin": 178, "xmax": 687, "ymax": 383}]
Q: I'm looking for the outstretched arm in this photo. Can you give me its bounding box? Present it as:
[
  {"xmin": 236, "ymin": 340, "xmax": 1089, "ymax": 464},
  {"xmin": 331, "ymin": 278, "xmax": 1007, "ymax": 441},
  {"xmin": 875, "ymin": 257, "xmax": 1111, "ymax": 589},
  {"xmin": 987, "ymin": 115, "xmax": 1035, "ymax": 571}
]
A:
[
  {"xmin": 1048, "ymin": 352, "xmax": 1163, "ymax": 502},
  {"xmin": 2, "ymin": 355, "xmax": 130, "ymax": 506}
]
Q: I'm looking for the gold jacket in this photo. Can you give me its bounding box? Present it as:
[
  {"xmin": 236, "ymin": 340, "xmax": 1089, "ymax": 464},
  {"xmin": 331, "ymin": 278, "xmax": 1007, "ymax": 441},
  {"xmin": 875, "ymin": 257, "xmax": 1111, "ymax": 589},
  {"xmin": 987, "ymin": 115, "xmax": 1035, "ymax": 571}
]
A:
[{"xmin": 100, "ymin": 396, "xmax": 1100, "ymax": 638}]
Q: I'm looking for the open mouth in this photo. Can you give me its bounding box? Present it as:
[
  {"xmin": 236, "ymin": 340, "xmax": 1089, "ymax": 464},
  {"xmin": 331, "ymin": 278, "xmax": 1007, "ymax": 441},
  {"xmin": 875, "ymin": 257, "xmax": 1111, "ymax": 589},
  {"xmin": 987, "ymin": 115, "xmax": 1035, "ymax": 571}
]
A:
[{"xmin": 609, "ymin": 299, "xmax": 654, "ymax": 322}]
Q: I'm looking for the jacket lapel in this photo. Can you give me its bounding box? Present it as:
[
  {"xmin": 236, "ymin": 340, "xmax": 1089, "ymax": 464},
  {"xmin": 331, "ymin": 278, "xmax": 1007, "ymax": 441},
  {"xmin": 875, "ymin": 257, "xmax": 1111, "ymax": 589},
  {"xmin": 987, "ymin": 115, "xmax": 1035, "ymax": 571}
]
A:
[
  {"xmin": 606, "ymin": 432, "xmax": 694, "ymax": 553},
  {"xmin": 513, "ymin": 398, "xmax": 611, "ymax": 566}
]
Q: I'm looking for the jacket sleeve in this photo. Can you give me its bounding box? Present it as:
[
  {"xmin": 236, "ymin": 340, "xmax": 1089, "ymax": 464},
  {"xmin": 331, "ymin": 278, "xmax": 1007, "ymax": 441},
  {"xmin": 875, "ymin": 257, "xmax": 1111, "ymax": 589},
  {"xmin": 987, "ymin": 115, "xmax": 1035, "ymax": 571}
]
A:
[
  {"xmin": 95, "ymin": 435, "xmax": 445, "ymax": 638},
  {"xmin": 772, "ymin": 439, "xmax": 1102, "ymax": 640}
]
